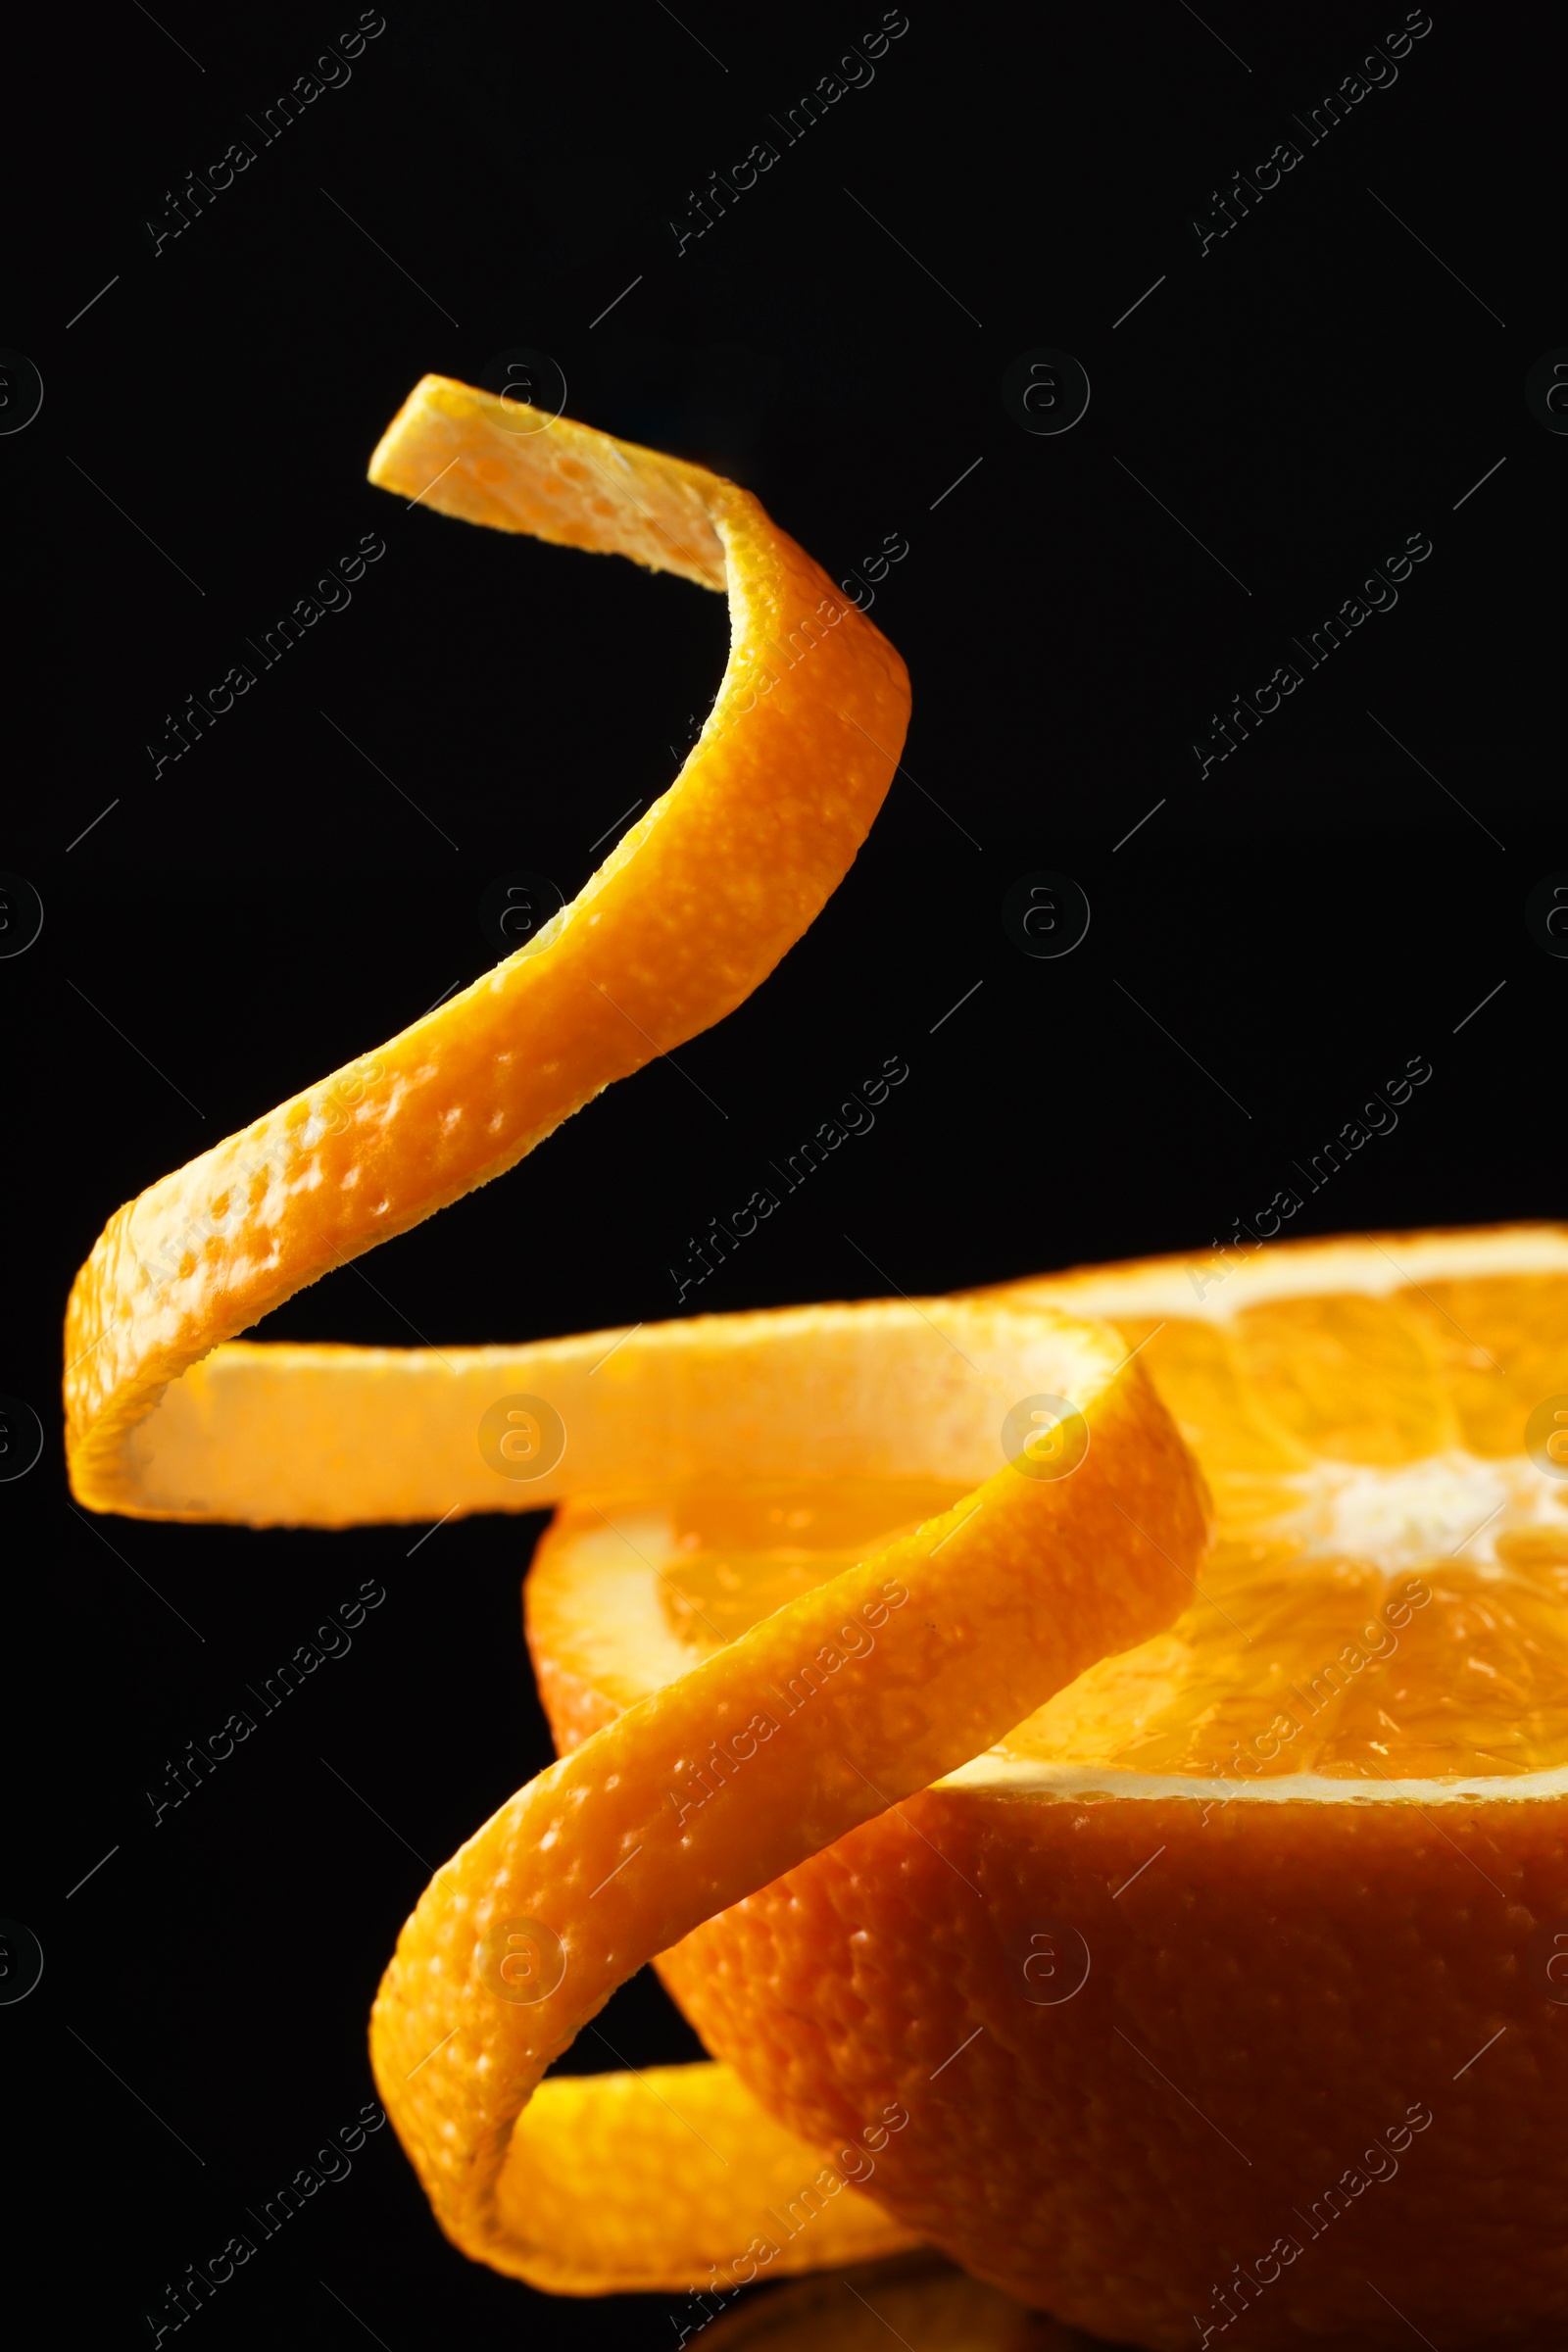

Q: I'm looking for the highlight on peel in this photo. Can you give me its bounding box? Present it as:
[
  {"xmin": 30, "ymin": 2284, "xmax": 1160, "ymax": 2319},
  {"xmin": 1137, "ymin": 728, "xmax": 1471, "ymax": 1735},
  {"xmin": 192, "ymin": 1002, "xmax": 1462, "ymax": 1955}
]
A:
[
  {"xmin": 367, "ymin": 1297, "xmax": 1209, "ymax": 2294},
  {"xmin": 62, "ymin": 374, "xmax": 910, "ymax": 1522}
]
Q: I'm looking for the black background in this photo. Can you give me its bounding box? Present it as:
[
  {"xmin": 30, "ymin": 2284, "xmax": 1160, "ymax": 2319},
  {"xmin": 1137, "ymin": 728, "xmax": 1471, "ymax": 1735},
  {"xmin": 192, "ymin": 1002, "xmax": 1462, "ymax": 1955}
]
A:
[{"xmin": 4, "ymin": 2, "xmax": 1562, "ymax": 2344}]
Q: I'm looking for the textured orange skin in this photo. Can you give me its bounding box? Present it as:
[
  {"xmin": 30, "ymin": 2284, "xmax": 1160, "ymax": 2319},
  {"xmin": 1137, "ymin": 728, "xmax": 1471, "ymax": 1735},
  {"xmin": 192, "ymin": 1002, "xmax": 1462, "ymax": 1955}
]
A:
[
  {"xmin": 654, "ymin": 1788, "xmax": 1568, "ymax": 2351},
  {"xmin": 63, "ymin": 377, "xmax": 909, "ymax": 1519}
]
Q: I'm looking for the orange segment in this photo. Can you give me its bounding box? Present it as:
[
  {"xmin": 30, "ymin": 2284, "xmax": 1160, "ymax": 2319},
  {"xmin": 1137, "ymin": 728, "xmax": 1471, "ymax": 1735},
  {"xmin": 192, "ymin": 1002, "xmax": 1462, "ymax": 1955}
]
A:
[
  {"xmin": 1400, "ymin": 1273, "xmax": 1568, "ymax": 1453},
  {"xmin": 1222, "ymin": 1292, "xmax": 1458, "ymax": 1463},
  {"xmin": 368, "ymin": 1298, "xmax": 1209, "ymax": 2292},
  {"xmin": 63, "ymin": 376, "xmax": 909, "ymax": 1522},
  {"xmin": 992, "ymin": 1230, "xmax": 1568, "ymax": 1781}
]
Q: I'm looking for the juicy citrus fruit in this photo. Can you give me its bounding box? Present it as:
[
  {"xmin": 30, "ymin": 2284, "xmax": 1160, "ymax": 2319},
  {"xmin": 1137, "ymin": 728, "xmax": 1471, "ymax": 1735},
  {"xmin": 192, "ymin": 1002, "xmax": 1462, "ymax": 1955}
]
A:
[
  {"xmin": 530, "ymin": 1225, "xmax": 1568, "ymax": 2349},
  {"xmin": 63, "ymin": 376, "xmax": 909, "ymax": 1520},
  {"xmin": 995, "ymin": 1223, "xmax": 1568, "ymax": 1785}
]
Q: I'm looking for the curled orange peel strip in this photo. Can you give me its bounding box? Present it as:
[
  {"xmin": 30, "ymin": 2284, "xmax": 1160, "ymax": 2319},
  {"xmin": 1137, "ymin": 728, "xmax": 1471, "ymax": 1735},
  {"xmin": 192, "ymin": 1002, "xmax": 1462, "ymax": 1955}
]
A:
[
  {"xmin": 63, "ymin": 375, "xmax": 910, "ymax": 1522},
  {"xmin": 60, "ymin": 381, "xmax": 1212, "ymax": 2296},
  {"xmin": 367, "ymin": 1299, "xmax": 1207, "ymax": 2291}
]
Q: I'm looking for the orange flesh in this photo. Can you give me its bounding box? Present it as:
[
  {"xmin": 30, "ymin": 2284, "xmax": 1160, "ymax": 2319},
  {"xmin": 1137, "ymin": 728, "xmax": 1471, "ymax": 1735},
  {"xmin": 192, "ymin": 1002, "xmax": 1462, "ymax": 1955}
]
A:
[
  {"xmin": 659, "ymin": 1480, "xmax": 972, "ymax": 1646},
  {"xmin": 638, "ymin": 1277, "xmax": 1568, "ymax": 1782}
]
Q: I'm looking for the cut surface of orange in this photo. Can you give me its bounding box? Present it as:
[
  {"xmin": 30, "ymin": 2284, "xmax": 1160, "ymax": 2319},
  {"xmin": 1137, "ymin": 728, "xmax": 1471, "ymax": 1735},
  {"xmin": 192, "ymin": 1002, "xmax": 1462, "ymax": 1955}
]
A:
[
  {"xmin": 62, "ymin": 375, "xmax": 909, "ymax": 1522},
  {"xmin": 994, "ymin": 1222, "xmax": 1568, "ymax": 1785},
  {"xmin": 530, "ymin": 1227, "xmax": 1568, "ymax": 2349}
]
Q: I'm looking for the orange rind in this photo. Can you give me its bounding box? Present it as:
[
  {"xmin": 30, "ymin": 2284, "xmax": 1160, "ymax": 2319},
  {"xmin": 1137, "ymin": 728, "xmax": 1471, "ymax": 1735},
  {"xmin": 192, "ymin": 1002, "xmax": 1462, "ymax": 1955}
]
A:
[{"xmin": 63, "ymin": 376, "xmax": 910, "ymax": 1522}]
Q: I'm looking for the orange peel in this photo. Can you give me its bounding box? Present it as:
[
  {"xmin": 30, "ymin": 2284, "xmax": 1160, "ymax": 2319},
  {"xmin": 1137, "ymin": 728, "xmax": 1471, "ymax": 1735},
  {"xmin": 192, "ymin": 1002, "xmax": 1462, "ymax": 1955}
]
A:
[
  {"xmin": 58, "ymin": 381, "xmax": 1215, "ymax": 2306},
  {"xmin": 368, "ymin": 1298, "xmax": 1206, "ymax": 2289},
  {"xmin": 63, "ymin": 375, "xmax": 910, "ymax": 1522}
]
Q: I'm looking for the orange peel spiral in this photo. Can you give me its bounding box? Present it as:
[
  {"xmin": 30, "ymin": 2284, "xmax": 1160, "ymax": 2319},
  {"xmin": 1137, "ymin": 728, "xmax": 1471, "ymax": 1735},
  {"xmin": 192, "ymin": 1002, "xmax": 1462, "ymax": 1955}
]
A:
[
  {"xmin": 61, "ymin": 377, "xmax": 1211, "ymax": 2299},
  {"xmin": 63, "ymin": 375, "xmax": 910, "ymax": 1522}
]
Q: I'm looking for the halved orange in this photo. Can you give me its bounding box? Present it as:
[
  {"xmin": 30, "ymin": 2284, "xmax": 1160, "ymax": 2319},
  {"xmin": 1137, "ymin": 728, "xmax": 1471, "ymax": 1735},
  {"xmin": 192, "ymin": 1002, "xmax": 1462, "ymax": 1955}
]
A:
[{"xmin": 529, "ymin": 1226, "xmax": 1568, "ymax": 2349}]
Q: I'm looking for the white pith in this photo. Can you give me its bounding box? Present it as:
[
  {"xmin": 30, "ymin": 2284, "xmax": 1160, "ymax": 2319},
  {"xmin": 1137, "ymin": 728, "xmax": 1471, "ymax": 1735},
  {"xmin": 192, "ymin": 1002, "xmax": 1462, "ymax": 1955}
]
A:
[
  {"xmin": 936, "ymin": 1754, "xmax": 1568, "ymax": 1802},
  {"xmin": 1285, "ymin": 1449, "xmax": 1566, "ymax": 1575},
  {"xmin": 998, "ymin": 1222, "xmax": 1568, "ymax": 1323}
]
